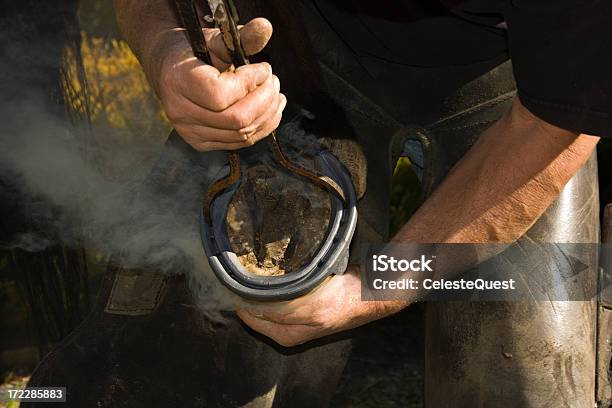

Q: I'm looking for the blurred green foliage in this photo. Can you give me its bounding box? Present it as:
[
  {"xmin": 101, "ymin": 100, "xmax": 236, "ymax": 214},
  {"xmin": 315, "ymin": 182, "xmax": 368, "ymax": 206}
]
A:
[
  {"xmin": 79, "ymin": 0, "xmax": 121, "ymax": 39},
  {"xmin": 390, "ymin": 157, "xmax": 422, "ymax": 237},
  {"xmin": 0, "ymin": 374, "xmax": 29, "ymax": 408}
]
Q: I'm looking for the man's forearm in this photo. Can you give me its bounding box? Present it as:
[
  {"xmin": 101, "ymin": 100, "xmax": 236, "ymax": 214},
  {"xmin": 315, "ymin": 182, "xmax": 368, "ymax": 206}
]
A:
[
  {"xmin": 363, "ymin": 97, "xmax": 601, "ymax": 315},
  {"xmin": 113, "ymin": 0, "xmax": 185, "ymax": 91},
  {"xmin": 395, "ymin": 98, "xmax": 599, "ymax": 245}
]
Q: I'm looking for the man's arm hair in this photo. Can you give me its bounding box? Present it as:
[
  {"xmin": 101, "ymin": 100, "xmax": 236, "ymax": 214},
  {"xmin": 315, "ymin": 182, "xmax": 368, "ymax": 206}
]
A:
[
  {"xmin": 395, "ymin": 98, "xmax": 599, "ymax": 245},
  {"xmin": 113, "ymin": 0, "xmax": 185, "ymax": 92},
  {"xmin": 366, "ymin": 97, "xmax": 600, "ymax": 310}
]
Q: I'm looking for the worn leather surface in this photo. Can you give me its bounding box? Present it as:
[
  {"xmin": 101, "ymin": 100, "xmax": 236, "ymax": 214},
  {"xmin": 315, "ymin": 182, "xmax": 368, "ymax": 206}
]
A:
[
  {"xmin": 25, "ymin": 260, "xmax": 351, "ymax": 408},
  {"xmin": 104, "ymin": 267, "xmax": 167, "ymax": 316},
  {"xmin": 425, "ymin": 154, "xmax": 600, "ymax": 407},
  {"xmin": 597, "ymin": 205, "xmax": 612, "ymax": 407}
]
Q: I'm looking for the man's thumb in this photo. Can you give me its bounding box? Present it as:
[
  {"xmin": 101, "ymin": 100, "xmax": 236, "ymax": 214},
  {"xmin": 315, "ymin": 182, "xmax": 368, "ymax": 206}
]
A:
[{"xmin": 205, "ymin": 17, "xmax": 273, "ymax": 64}]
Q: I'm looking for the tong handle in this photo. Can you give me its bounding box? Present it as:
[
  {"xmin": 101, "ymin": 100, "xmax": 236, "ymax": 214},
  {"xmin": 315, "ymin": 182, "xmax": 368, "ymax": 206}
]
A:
[
  {"xmin": 174, "ymin": 0, "xmax": 213, "ymax": 64},
  {"xmin": 211, "ymin": 0, "xmax": 250, "ymax": 67}
]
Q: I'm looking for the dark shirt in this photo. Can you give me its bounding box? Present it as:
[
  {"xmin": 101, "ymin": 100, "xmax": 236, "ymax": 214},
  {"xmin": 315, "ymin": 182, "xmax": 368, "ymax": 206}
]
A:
[{"xmin": 315, "ymin": 0, "xmax": 612, "ymax": 137}]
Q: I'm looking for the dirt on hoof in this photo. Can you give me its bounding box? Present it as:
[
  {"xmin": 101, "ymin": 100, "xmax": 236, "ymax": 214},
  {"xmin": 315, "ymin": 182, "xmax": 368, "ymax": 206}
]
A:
[{"xmin": 227, "ymin": 163, "xmax": 331, "ymax": 276}]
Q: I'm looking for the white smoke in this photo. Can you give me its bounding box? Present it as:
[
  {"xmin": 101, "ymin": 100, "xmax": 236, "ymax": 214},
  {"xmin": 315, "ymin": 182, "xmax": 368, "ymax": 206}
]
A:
[{"xmin": 0, "ymin": 86, "xmax": 235, "ymax": 311}]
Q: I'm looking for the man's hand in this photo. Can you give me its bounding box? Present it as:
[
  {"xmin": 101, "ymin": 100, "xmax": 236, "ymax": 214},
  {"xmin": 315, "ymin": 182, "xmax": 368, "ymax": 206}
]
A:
[
  {"xmin": 113, "ymin": 0, "xmax": 285, "ymax": 151},
  {"xmin": 157, "ymin": 18, "xmax": 286, "ymax": 151},
  {"xmin": 237, "ymin": 266, "xmax": 397, "ymax": 347}
]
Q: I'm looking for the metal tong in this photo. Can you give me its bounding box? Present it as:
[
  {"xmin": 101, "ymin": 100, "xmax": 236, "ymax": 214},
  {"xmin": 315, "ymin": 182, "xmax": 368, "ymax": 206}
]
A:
[{"xmin": 174, "ymin": 0, "xmax": 346, "ymax": 222}]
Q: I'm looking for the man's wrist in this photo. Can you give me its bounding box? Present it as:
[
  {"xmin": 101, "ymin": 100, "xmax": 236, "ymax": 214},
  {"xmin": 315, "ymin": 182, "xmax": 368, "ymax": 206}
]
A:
[
  {"xmin": 353, "ymin": 283, "xmax": 409, "ymax": 326},
  {"xmin": 114, "ymin": 0, "xmax": 190, "ymax": 96},
  {"xmin": 140, "ymin": 29, "xmax": 191, "ymax": 96},
  {"xmin": 339, "ymin": 266, "xmax": 409, "ymax": 329}
]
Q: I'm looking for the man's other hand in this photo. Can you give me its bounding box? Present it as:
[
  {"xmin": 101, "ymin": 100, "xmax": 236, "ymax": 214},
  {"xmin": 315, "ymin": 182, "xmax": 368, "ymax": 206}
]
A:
[
  {"xmin": 237, "ymin": 266, "xmax": 398, "ymax": 347},
  {"xmin": 156, "ymin": 18, "xmax": 286, "ymax": 151}
]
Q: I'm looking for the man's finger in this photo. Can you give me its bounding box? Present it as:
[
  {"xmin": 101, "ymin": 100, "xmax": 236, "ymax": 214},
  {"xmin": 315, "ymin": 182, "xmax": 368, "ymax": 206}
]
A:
[
  {"xmin": 237, "ymin": 312, "xmax": 288, "ymax": 343},
  {"xmin": 192, "ymin": 93, "xmax": 285, "ymax": 151},
  {"xmin": 192, "ymin": 140, "xmax": 254, "ymax": 151},
  {"xmin": 180, "ymin": 73, "xmax": 277, "ymax": 128},
  {"xmin": 240, "ymin": 18, "xmax": 274, "ymax": 55},
  {"xmin": 175, "ymin": 123, "xmax": 250, "ymax": 144},
  {"xmin": 184, "ymin": 62, "xmax": 271, "ymax": 111},
  {"xmin": 205, "ymin": 18, "xmax": 273, "ymax": 63},
  {"xmin": 238, "ymin": 306, "xmax": 297, "ymax": 325},
  {"xmin": 240, "ymin": 90, "xmax": 285, "ymax": 133},
  {"xmin": 241, "ymin": 93, "xmax": 286, "ymax": 141},
  {"xmin": 175, "ymin": 78, "xmax": 282, "ymax": 145},
  {"xmin": 237, "ymin": 311, "xmax": 314, "ymax": 347},
  {"xmin": 217, "ymin": 74, "xmax": 279, "ymax": 130}
]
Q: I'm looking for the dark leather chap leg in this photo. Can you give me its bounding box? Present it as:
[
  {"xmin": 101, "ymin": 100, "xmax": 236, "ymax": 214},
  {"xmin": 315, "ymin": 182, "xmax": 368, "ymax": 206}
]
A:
[{"xmin": 425, "ymin": 155, "xmax": 600, "ymax": 407}]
